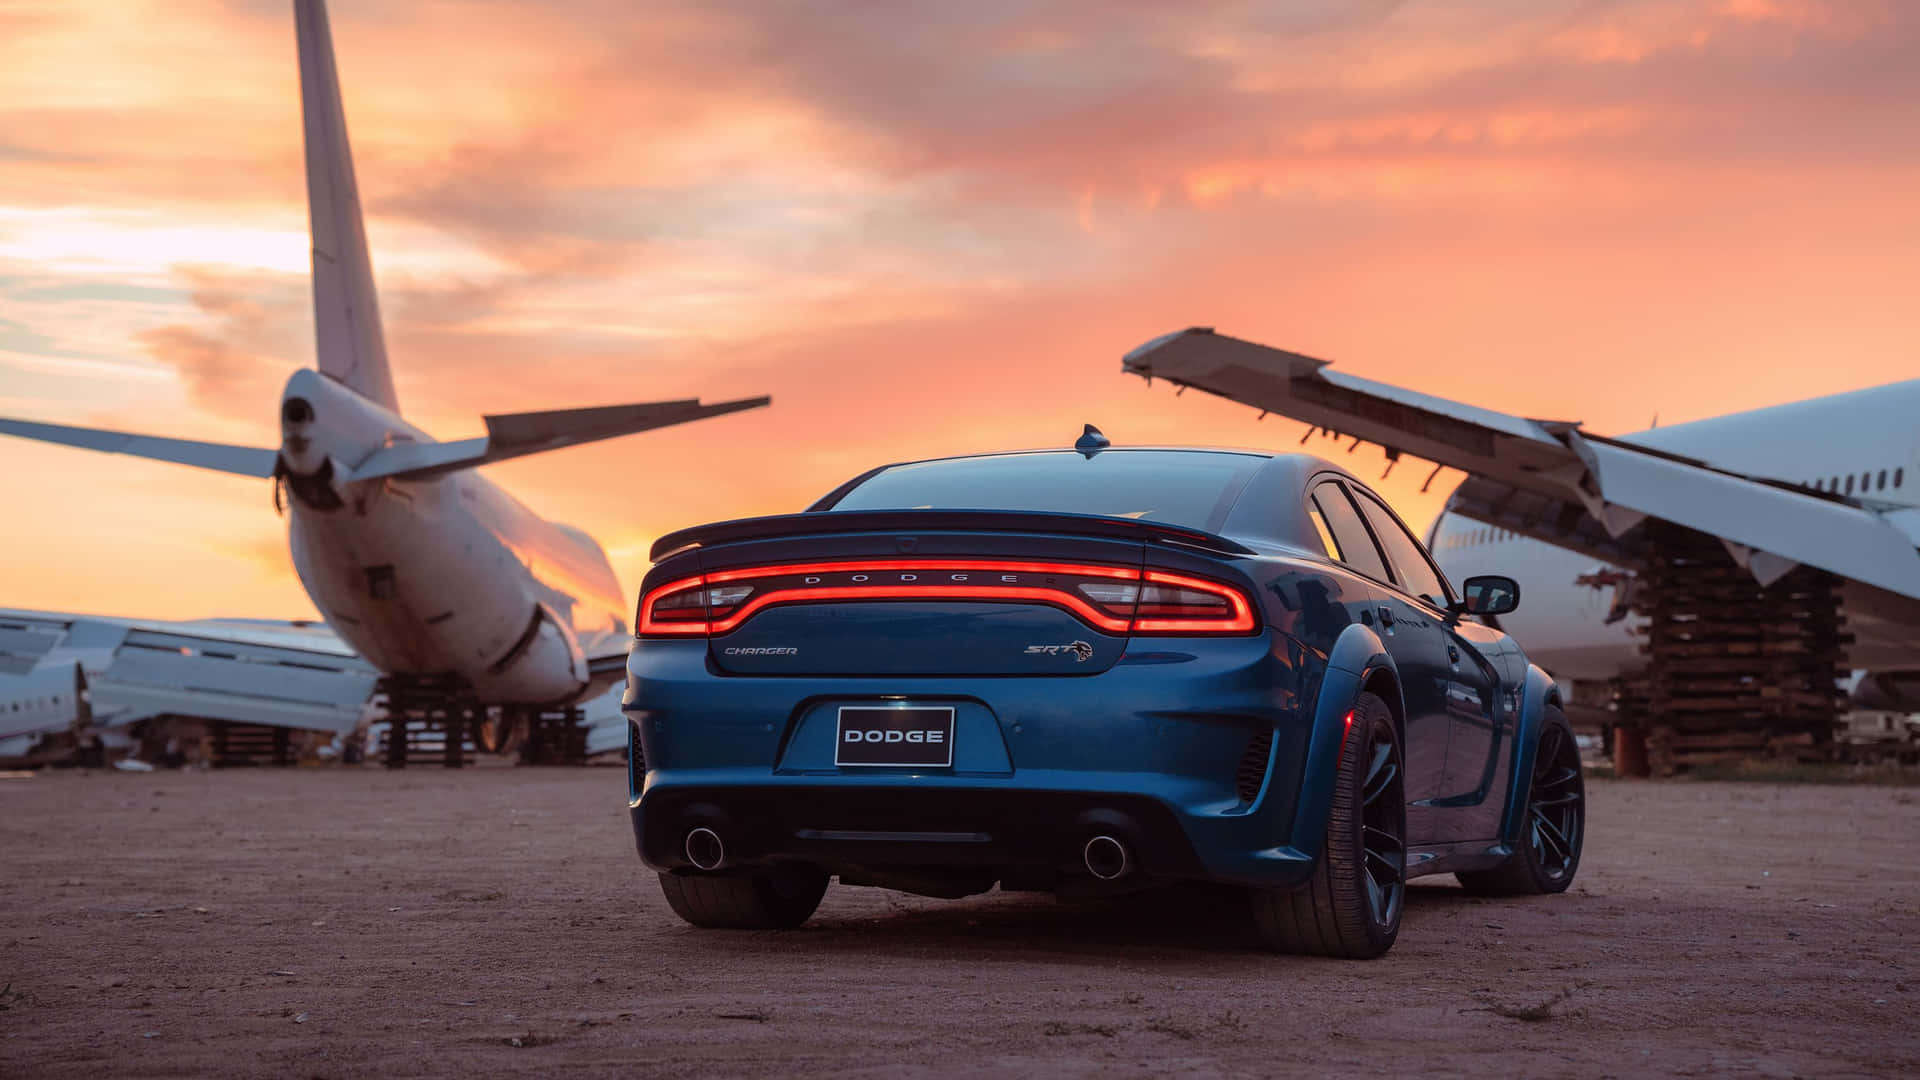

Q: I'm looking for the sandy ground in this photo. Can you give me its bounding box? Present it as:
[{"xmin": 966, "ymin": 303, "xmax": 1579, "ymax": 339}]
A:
[{"xmin": 1, "ymin": 769, "xmax": 1916, "ymax": 1079}]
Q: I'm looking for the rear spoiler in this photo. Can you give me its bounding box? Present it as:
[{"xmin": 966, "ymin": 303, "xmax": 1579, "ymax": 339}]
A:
[{"xmin": 649, "ymin": 509, "xmax": 1255, "ymax": 562}]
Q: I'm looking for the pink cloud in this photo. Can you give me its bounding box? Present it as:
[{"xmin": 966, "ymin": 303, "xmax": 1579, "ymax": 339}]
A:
[{"xmin": 3, "ymin": 0, "xmax": 1919, "ymax": 617}]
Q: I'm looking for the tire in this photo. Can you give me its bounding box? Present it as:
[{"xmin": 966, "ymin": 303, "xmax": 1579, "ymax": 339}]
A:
[
  {"xmin": 1457, "ymin": 706, "xmax": 1585, "ymax": 896},
  {"xmin": 1251, "ymin": 691, "xmax": 1406, "ymax": 959},
  {"xmin": 656, "ymin": 867, "xmax": 830, "ymax": 930}
]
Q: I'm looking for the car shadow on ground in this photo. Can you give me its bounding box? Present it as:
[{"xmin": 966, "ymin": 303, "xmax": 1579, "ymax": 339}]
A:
[{"xmin": 676, "ymin": 880, "xmax": 1494, "ymax": 966}]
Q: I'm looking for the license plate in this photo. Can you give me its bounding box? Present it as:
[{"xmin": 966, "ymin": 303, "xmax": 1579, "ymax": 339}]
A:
[{"xmin": 834, "ymin": 706, "xmax": 955, "ymax": 768}]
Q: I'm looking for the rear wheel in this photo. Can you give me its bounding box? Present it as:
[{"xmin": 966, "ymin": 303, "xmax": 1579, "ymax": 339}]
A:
[
  {"xmin": 1251, "ymin": 691, "xmax": 1405, "ymax": 959},
  {"xmin": 656, "ymin": 867, "xmax": 830, "ymax": 930},
  {"xmin": 1457, "ymin": 707, "xmax": 1584, "ymax": 896}
]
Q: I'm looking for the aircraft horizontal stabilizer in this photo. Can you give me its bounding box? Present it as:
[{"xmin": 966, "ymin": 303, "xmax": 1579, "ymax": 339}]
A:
[
  {"xmin": 1123, "ymin": 327, "xmax": 1920, "ymax": 601},
  {"xmin": 348, "ymin": 395, "xmax": 771, "ymax": 482},
  {"xmin": 0, "ymin": 418, "xmax": 278, "ymax": 478}
]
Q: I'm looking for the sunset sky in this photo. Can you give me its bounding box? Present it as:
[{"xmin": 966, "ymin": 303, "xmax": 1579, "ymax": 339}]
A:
[{"xmin": 1, "ymin": 0, "xmax": 1916, "ymax": 621}]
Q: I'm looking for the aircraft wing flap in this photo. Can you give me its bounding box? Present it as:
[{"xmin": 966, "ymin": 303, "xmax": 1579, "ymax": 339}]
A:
[
  {"xmin": 1577, "ymin": 438, "xmax": 1920, "ymax": 597},
  {"xmin": 1884, "ymin": 509, "xmax": 1920, "ymax": 547},
  {"xmin": 1438, "ymin": 475, "xmax": 1646, "ymax": 568},
  {"xmin": 0, "ymin": 622, "xmax": 63, "ymax": 676}
]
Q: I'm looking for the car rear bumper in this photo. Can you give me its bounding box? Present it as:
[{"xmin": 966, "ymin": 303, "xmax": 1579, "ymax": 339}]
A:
[{"xmin": 623, "ymin": 635, "xmax": 1330, "ymax": 890}]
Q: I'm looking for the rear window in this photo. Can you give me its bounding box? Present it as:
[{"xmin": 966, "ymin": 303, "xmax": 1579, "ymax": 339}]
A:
[{"xmin": 821, "ymin": 450, "xmax": 1267, "ymax": 533}]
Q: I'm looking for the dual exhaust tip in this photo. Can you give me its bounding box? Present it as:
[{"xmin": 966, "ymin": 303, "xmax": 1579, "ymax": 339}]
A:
[
  {"xmin": 682, "ymin": 825, "xmax": 1133, "ymax": 880},
  {"xmin": 1083, "ymin": 834, "xmax": 1131, "ymax": 881},
  {"xmin": 684, "ymin": 826, "xmax": 725, "ymax": 870}
]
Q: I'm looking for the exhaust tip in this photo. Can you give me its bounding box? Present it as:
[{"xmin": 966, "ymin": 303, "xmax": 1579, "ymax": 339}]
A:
[
  {"xmin": 1083, "ymin": 834, "xmax": 1130, "ymax": 881},
  {"xmin": 684, "ymin": 826, "xmax": 725, "ymax": 870}
]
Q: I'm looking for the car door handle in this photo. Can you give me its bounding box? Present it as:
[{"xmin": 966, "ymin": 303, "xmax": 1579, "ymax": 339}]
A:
[
  {"xmin": 1447, "ymin": 644, "xmax": 1461, "ymax": 663},
  {"xmin": 1377, "ymin": 606, "xmax": 1395, "ymax": 627}
]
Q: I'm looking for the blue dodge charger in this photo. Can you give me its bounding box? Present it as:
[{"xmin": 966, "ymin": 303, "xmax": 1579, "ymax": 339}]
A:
[{"xmin": 623, "ymin": 435, "xmax": 1585, "ymax": 958}]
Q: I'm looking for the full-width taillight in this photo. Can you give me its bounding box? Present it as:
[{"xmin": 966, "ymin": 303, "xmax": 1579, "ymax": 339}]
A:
[
  {"xmin": 1132, "ymin": 570, "xmax": 1256, "ymax": 633},
  {"xmin": 636, "ymin": 560, "xmax": 1257, "ymax": 638}
]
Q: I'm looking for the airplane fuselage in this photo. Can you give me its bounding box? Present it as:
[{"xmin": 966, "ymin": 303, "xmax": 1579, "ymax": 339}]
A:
[
  {"xmin": 278, "ymin": 370, "xmax": 625, "ymax": 705},
  {"xmin": 1433, "ymin": 378, "xmax": 1920, "ymax": 683},
  {"xmin": 0, "ymin": 663, "xmax": 85, "ymax": 752}
]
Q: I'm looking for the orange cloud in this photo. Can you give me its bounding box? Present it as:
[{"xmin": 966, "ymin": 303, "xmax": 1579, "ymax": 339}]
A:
[{"xmin": 2, "ymin": 0, "xmax": 1920, "ymax": 620}]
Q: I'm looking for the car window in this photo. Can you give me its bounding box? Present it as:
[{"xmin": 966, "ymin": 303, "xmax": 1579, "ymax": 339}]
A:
[
  {"xmin": 1305, "ymin": 500, "xmax": 1341, "ymax": 560},
  {"xmin": 825, "ymin": 450, "xmax": 1266, "ymax": 534},
  {"xmin": 1308, "ymin": 482, "xmax": 1390, "ymax": 582},
  {"xmin": 1353, "ymin": 490, "xmax": 1452, "ymax": 607}
]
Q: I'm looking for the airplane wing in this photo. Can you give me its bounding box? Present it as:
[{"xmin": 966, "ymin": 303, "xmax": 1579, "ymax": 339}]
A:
[
  {"xmin": 0, "ymin": 609, "xmax": 377, "ymax": 736},
  {"xmin": 347, "ymin": 396, "xmax": 771, "ymax": 483},
  {"xmin": 1122, "ymin": 327, "xmax": 1920, "ymax": 600},
  {"xmin": 0, "ymin": 418, "xmax": 277, "ymax": 477}
]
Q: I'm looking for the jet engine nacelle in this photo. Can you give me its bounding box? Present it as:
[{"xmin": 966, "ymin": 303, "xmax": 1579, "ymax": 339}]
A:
[{"xmin": 469, "ymin": 603, "xmax": 590, "ymax": 705}]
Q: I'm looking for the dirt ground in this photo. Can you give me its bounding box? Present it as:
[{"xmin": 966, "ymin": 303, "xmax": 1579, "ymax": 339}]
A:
[{"xmin": 1, "ymin": 769, "xmax": 1916, "ymax": 1078}]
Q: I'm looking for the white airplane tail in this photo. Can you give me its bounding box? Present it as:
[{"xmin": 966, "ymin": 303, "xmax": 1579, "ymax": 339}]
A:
[
  {"xmin": 295, "ymin": 0, "xmax": 399, "ymax": 414},
  {"xmin": 0, "ymin": 0, "xmax": 768, "ymax": 481}
]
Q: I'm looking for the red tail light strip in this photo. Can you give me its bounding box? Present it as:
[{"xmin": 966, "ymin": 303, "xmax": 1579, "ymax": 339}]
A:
[
  {"xmin": 1133, "ymin": 569, "xmax": 1257, "ymax": 634},
  {"xmin": 637, "ymin": 573, "xmax": 711, "ymax": 635},
  {"xmin": 718, "ymin": 584, "xmax": 1128, "ymax": 635},
  {"xmin": 637, "ymin": 559, "xmax": 1257, "ymax": 637},
  {"xmin": 705, "ymin": 559, "xmax": 1140, "ymax": 584}
]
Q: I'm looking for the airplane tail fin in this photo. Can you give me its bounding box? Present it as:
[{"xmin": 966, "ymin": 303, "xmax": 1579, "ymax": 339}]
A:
[{"xmin": 295, "ymin": 0, "xmax": 400, "ymax": 414}]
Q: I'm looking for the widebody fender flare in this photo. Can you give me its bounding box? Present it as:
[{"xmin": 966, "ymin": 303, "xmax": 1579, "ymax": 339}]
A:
[
  {"xmin": 1287, "ymin": 622, "xmax": 1403, "ymax": 865},
  {"xmin": 1497, "ymin": 662, "xmax": 1565, "ymax": 847}
]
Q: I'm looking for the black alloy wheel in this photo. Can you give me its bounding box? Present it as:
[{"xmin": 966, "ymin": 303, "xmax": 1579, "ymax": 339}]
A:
[
  {"xmin": 1358, "ymin": 721, "xmax": 1408, "ymax": 928},
  {"xmin": 1526, "ymin": 718, "xmax": 1584, "ymax": 884},
  {"xmin": 1252, "ymin": 690, "xmax": 1405, "ymax": 958},
  {"xmin": 1458, "ymin": 706, "xmax": 1585, "ymax": 895}
]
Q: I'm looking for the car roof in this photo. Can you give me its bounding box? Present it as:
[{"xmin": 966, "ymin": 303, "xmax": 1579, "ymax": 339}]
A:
[{"xmin": 811, "ymin": 446, "xmax": 1386, "ymax": 555}]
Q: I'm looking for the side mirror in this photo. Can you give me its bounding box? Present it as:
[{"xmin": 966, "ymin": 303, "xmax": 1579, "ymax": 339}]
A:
[{"xmin": 1455, "ymin": 575, "xmax": 1520, "ymax": 616}]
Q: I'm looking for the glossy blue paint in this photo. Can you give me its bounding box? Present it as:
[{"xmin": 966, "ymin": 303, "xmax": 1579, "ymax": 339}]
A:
[
  {"xmin": 624, "ymin": 449, "xmax": 1558, "ymax": 896},
  {"xmin": 627, "ymin": 628, "xmax": 1324, "ymax": 885}
]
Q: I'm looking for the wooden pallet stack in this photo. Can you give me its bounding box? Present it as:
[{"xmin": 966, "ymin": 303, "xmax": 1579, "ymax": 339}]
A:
[
  {"xmin": 1637, "ymin": 523, "xmax": 1850, "ymax": 775},
  {"xmin": 378, "ymin": 673, "xmax": 479, "ymax": 768},
  {"xmin": 519, "ymin": 707, "xmax": 588, "ymax": 766},
  {"xmin": 211, "ymin": 722, "xmax": 296, "ymax": 767}
]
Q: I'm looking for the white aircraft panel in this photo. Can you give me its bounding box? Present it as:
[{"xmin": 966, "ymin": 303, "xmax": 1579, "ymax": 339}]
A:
[
  {"xmin": 108, "ymin": 646, "xmax": 375, "ymax": 709},
  {"xmin": 90, "ymin": 682, "xmax": 363, "ymax": 735},
  {"xmin": 0, "ymin": 624, "xmax": 62, "ymax": 675}
]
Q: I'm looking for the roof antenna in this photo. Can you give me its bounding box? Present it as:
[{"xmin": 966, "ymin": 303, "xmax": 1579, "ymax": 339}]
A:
[{"xmin": 1075, "ymin": 423, "xmax": 1111, "ymax": 458}]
